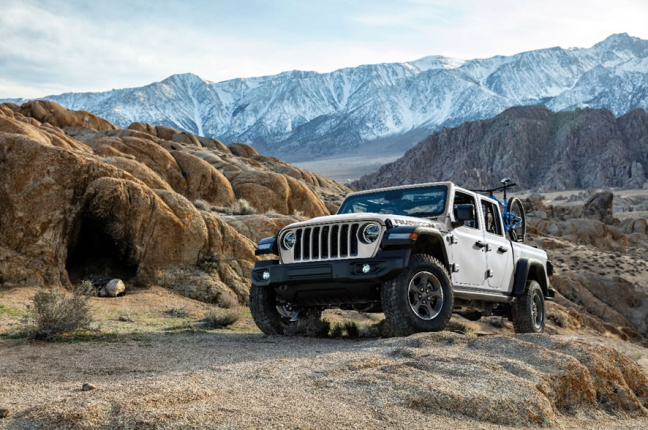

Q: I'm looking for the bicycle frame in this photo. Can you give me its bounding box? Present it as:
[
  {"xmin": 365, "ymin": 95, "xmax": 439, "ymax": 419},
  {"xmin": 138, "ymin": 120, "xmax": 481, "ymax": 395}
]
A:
[{"xmin": 472, "ymin": 181, "xmax": 523, "ymax": 232}]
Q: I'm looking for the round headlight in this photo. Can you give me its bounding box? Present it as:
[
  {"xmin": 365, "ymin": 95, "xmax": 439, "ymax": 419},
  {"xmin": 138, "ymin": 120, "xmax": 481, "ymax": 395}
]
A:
[
  {"xmin": 281, "ymin": 231, "xmax": 296, "ymax": 250},
  {"xmin": 360, "ymin": 223, "xmax": 380, "ymax": 243}
]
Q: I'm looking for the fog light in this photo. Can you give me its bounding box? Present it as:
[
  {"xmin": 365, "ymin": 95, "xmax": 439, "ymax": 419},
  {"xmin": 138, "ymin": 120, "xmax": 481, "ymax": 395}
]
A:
[
  {"xmin": 362, "ymin": 264, "xmax": 371, "ymax": 274},
  {"xmin": 262, "ymin": 270, "xmax": 270, "ymax": 280}
]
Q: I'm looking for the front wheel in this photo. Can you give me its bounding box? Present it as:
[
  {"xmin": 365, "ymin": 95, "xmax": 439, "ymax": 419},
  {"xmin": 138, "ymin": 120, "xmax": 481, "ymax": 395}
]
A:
[
  {"xmin": 506, "ymin": 197, "xmax": 526, "ymax": 242},
  {"xmin": 249, "ymin": 284, "xmax": 322, "ymax": 335},
  {"xmin": 381, "ymin": 254, "xmax": 454, "ymax": 336},
  {"xmin": 511, "ymin": 280, "xmax": 545, "ymax": 333}
]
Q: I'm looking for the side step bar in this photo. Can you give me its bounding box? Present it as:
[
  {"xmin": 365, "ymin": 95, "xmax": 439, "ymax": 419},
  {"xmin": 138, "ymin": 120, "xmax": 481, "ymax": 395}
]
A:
[{"xmin": 453, "ymin": 289, "xmax": 516, "ymax": 303}]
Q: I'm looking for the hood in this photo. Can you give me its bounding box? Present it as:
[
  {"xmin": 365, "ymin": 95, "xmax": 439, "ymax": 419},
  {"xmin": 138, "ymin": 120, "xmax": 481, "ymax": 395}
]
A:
[{"xmin": 281, "ymin": 213, "xmax": 440, "ymax": 230}]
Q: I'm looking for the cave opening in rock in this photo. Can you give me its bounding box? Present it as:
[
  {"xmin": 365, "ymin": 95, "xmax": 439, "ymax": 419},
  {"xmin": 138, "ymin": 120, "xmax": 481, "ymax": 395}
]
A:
[{"xmin": 66, "ymin": 217, "xmax": 138, "ymax": 283}]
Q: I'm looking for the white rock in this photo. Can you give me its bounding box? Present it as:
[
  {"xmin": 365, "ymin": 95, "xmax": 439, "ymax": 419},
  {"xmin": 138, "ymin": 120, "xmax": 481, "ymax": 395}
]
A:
[{"xmin": 103, "ymin": 279, "xmax": 125, "ymax": 297}]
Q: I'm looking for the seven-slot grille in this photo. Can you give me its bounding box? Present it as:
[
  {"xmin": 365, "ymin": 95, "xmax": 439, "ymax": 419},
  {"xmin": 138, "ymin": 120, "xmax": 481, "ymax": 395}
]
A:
[{"xmin": 293, "ymin": 223, "xmax": 361, "ymax": 261}]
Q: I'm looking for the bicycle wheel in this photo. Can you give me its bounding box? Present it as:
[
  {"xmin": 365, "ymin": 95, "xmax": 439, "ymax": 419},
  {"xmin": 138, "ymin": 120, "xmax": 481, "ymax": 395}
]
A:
[{"xmin": 506, "ymin": 197, "xmax": 526, "ymax": 242}]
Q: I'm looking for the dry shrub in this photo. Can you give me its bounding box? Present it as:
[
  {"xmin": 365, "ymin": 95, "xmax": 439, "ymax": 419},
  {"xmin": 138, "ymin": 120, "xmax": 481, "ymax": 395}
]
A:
[
  {"xmin": 330, "ymin": 324, "xmax": 344, "ymax": 338},
  {"xmin": 345, "ymin": 322, "xmax": 360, "ymax": 338},
  {"xmin": 25, "ymin": 286, "xmax": 94, "ymax": 340},
  {"xmin": 203, "ymin": 308, "xmax": 240, "ymax": 328},
  {"xmin": 192, "ymin": 199, "xmax": 211, "ymax": 212},
  {"xmin": 331, "ymin": 322, "xmax": 361, "ymax": 338},
  {"xmin": 547, "ymin": 309, "xmax": 569, "ymax": 328},
  {"xmin": 217, "ymin": 293, "xmax": 238, "ymax": 309},
  {"xmin": 359, "ymin": 319, "xmax": 396, "ymax": 338},
  {"xmin": 231, "ymin": 198, "xmax": 256, "ymax": 215},
  {"xmin": 199, "ymin": 260, "xmax": 219, "ymax": 274},
  {"xmin": 210, "ymin": 198, "xmax": 257, "ymax": 216},
  {"xmin": 165, "ymin": 305, "xmax": 189, "ymax": 318},
  {"xmin": 283, "ymin": 313, "xmax": 330, "ymax": 337}
]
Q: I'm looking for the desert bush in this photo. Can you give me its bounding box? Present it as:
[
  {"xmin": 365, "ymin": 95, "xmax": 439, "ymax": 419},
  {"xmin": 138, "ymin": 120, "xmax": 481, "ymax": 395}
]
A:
[
  {"xmin": 80, "ymin": 279, "xmax": 98, "ymax": 296},
  {"xmin": 547, "ymin": 309, "xmax": 569, "ymax": 328},
  {"xmin": 330, "ymin": 321, "xmax": 361, "ymax": 338},
  {"xmin": 165, "ymin": 305, "xmax": 189, "ymax": 318},
  {"xmin": 344, "ymin": 322, "xmax": 360, "ymax": 339},
  {"xmin": 359, "ymin": 319, "xmax": 396, "ymax": 338},
  {"xmin": 330, "ymin": 324, "xmax": 344, "ymax": 338},
  {"xmin": 216, "ymin": 293, "xmax": 238, "ymax": 309},
  {"xmin": 210, "ymin": 198, "xmax": 257, "ymax": 216},
  {"xmin": 231, "ymin": 198, "xmax": 256, "ymax": 215},
  {"xmin": 199, "ymin": 260, "xmax": 219, "ymax": 274},
  {"xmin": 192, "ymin": 199, "xmax": 211, "ymax": 212},
  {"xmin": 25, "ymin": 286, "xmax": 94, "ymax": 340},
  {"xmin": 283, "ymin": 313, "xmax": 331, "ymax": 337},
  {"xmin": 203, "ymin": 308, "xmax": 240, "ymax": 328}
]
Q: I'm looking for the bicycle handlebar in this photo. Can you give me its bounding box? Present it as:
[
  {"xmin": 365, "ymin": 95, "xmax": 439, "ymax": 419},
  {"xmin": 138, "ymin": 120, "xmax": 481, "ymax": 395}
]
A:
[{"xmin": 470, "ymin": 182, "xmax": 517, "ymax": 195}]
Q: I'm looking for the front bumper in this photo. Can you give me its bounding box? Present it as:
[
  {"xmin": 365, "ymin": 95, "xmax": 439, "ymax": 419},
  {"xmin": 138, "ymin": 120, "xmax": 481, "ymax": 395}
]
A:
[{"xmin": 250, "ymin": 250, "xmax": 409, "ymax": 306}]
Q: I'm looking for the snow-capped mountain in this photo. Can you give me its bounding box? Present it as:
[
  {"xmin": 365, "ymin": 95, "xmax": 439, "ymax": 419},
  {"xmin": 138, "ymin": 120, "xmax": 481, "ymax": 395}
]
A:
[{"xmin": 7, "ymin": 33, "xmax": 648, "ymax": 161}]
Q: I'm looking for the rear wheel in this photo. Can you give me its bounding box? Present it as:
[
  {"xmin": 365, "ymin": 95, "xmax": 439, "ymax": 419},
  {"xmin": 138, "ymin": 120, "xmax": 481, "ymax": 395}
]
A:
[
  {"xmin": 381, "ymin": 254, "xmax": 453, "ymax": 336},
  {"xmin": 506, "ymin": 197, "xmax": 526, "ymax": 242},
  {"xmin": 511, "ymin": 280, "xmax": 545, "ymax": 333}
]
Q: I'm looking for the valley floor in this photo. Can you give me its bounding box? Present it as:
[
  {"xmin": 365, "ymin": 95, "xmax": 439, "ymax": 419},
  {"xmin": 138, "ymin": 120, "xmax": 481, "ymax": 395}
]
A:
[
  {"xmin": 293, "ymin": 154, "xmax": 400, "ymax": 183},
  {"xmin": 1, "ymin": 287, "xmax": 648, "ymax": 429}
]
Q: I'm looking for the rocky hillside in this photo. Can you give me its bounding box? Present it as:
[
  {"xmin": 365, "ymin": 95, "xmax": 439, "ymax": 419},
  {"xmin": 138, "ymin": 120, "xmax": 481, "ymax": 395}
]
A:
[
  {"xmin": 352, "ymin": 105, "xmax": 648, "ymax": 191},
  {"xmin": 5, "ymin": 33, "xmax": 648, "ymax": 161},
  {"xmin": 0, "ymin": 100, "xmax": 349, "ymax": 305},
  {"xmin": 2, "ymin": 100, "xmax": 648, "ymax": 346}
]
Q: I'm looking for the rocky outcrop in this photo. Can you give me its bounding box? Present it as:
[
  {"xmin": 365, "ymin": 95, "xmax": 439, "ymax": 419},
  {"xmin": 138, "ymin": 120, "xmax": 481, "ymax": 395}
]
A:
[
  {"xmin": 0, "ymin": 101, "xmax": 349, "ymax": 304},
  {"xmin": 583, "ymin": 191, "xmax": 615, "ymax": 224},
  {"xmin": 523, "ymin": 192, "xmax": 648, "ymax": 341},
  {"xmin": 17, "ymin": 100, "xmax": 116, "ymax": 132},
  {"xmin": 353, "ymin": 106, "xmax": 648, "ymax": 192},
  {"xmin": 352, "ymin": 333, "xmax": 648, "ymax": 426}
]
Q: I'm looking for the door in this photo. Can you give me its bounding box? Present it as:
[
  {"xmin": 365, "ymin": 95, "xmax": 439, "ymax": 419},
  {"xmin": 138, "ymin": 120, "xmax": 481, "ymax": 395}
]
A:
[
  {"xmin": 450, "ymin": 191, "xmax": 488, "ymax": 288},
  {"xmin": 480, "ymin": 197, "xmax": 514, "ymax": 293}
]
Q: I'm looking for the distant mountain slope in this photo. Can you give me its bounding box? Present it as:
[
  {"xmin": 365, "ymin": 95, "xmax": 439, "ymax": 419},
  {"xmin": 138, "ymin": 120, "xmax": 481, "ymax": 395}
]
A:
[
  {"xmin": 6, "ymin": 33, "xmax": 648, "ymax": 161},
  {"xmin": 351, "ymin": 106, "xmax": 648, "ymax": 192}
]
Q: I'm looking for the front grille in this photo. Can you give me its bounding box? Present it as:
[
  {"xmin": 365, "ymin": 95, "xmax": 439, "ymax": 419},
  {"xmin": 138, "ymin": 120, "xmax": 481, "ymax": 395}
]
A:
[{"xmin": 293, "ymin": 223, "xmax": 360, "ymax": 261}]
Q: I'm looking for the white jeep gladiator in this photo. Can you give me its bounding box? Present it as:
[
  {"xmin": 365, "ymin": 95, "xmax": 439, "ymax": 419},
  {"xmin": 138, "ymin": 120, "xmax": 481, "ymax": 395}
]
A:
[{"xmin": 250, "ymin": 181, "xmax": 554, "ymax": 336}]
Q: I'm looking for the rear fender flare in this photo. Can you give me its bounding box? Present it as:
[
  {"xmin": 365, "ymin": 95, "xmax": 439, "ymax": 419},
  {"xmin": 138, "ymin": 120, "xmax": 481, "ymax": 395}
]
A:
[{"xmin": 513, "ymin": 258, "xmax": 548, "ymax": 296}]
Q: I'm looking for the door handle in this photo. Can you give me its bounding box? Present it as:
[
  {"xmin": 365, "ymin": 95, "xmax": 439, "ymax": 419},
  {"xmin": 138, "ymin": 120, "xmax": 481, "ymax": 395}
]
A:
[
  {"xmin": 498, "ymin": 246, "xmax": 508, "ymax": 253},
  {"xmin": 475, "ymin": 241, "xmax": 487, "ymax": 248}
]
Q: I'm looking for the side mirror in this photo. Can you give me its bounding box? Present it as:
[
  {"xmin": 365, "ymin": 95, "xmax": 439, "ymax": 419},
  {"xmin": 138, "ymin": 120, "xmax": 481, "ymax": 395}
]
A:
[{"xmin": 452, "ymin": 204, "xmax": 474, "ymax": 227}]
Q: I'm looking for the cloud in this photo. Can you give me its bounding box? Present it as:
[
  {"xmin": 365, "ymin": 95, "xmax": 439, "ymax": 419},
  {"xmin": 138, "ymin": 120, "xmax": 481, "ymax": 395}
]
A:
[{"xmin": 1, "ymin": 0, "xmax": 648, "ymax": 98}]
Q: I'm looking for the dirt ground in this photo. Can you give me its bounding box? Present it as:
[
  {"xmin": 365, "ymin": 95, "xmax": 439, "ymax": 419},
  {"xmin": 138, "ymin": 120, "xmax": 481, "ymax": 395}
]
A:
[{"xmin": 2, "ymin": 286, "xmax": 648, "ymax": 429}]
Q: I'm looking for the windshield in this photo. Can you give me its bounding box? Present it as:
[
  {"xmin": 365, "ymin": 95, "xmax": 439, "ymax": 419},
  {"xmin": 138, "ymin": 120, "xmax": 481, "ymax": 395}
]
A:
[{"xmin": 338, "ymin": 185, "xmax": 448, "ymax": 218}]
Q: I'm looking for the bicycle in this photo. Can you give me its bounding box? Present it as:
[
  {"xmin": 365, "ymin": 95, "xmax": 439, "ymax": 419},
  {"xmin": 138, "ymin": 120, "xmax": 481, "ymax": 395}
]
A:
[{"xmin": 472, "ymin": 178, "xmax": 526, "ymax": 242}]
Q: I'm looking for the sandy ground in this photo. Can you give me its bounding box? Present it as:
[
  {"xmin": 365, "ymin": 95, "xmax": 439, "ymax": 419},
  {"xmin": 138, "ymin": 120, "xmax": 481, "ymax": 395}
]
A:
[{"xmin": 2, "ymin": 286, "xmax": 648, "ymax": 429}]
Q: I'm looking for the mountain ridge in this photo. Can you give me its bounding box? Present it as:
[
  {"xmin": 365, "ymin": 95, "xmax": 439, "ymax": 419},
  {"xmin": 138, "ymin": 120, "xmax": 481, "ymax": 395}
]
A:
[
  {"xmin": 3, "ymin": 33, "xmax": 648, "ymax": 161},
  {"xmin": 351, "ymin": 105, "xmax": 648, "ymax": 192}
]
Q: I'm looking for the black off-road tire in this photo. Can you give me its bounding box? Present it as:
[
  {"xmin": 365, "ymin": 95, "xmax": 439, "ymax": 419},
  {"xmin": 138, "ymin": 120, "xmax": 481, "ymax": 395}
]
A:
[
  {"xmin": 512, "ymin": 280, "xmax": 545, "ymax": 333},
  {"xmin": 249, "ymin": 284, "xmax": 323, "ymax": 335},
  {"xmin": 249, "ymin": 284, "xmax": 285, "ymax": 335},
  {"xmin": 381, "ymin": 254, "xmax": 454, "ymax": 336}
]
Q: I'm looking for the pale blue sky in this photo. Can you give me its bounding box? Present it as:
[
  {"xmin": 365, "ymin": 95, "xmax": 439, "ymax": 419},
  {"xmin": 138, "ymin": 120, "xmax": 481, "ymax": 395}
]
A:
[{"xmin": 1, "ymin": 0, "xmax": 647, "ymax": 98}]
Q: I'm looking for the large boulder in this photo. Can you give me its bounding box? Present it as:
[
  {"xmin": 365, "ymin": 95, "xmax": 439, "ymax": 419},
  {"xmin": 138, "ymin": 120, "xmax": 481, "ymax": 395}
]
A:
[
  {"xmin": 17, "ymin": 100, "xmax": 116, "ymax": 131},
  {"xmin": 583, "ymin": 191, "xmax": 615, "ymax": 224},
  {"xmin": 170, "ymin": 151, "xmax": 236, "ymax": 207},
  {"xmin": 0, "ymin": 101, "xmax": 348, "ymax": 305},
  {"xmin": 0, "ymin": 134, "xmax": 142, "ymax": 286},
  {"xmin": 83, "ymin": 133, "xmax": 187, "ymax": 192},
  {"xmin": 228, "ymin": 142, "xmax": 258, "ymax": 158},
  {"xmin": 228, "ymin": 171, "xmax": 328, "ymax": 217}
]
